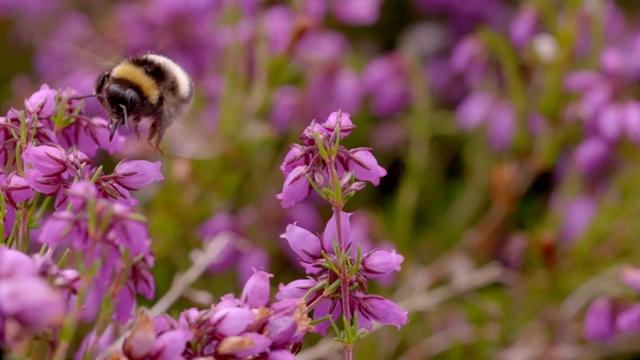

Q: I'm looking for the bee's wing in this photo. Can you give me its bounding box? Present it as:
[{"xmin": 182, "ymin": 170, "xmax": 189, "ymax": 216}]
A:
[{"xmin": 50, "ymin": 41, "xmax": 121, "ymax": 68}]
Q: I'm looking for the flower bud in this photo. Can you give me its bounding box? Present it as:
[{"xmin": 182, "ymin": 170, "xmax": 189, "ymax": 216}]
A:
[{"xmin": 241, "ymin": 270, "xmax": 273, "ymax": 308}]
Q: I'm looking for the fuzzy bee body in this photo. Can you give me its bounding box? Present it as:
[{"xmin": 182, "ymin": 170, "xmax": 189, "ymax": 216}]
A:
[{"xmin": 94, "ymin": 53, "xmax": 194, "ymax": 151}]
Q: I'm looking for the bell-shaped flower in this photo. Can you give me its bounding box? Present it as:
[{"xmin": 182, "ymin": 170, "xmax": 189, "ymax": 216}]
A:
[
  {"xmin": 113, "ymin": 160, "xmax": 163, "ymax": 190},
  {"xmin": 321, "ymin": 211, "xmax": 352, "ymax": 251},
  {"xmin": 276, "ymin": 279, "xmax": 316, "ymax": 300},
  {"xmin": 361, "ymin": 249, "xmax": 404, "ymax": 278},
  {"xmin": 23, "ymin": 144, "xmax": 68, "ymax": 177},
  {"xmin": 348, "ymin": 149, "xmax": 387, "ymax": 186},
  {"xmin": 276, "ymin": 165, "xmax": 311, "ymax": 208},
  {"xmin": 264, "ymin": 316, "xmax": 297, "ymax": 347},
  {"xmin": 0, "ymin": 172, "xmax": 34, "ymax": 205},
  {"xmin": 241, "ymin": 270, "xmax": 273, "ymax": 308},
  {"xmin": 148, "ymin": 329, "xmax": 193, "ymax": 360},
  {"xmin": 356, "ymin": 294, "xmax": 408, "ymax": 330},
  {"xmin": 25, "ymin": 84, "xmax": 57, "ymax": 118},
  {"xmin": 210, "ymin": 307, "xmax": 255, "ymax": 337}
]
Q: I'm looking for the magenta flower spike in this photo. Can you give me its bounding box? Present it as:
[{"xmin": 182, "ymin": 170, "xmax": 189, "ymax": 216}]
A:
[{"xmin": 22, "ymin": 144, "xmax": 68, "ymax": 177}]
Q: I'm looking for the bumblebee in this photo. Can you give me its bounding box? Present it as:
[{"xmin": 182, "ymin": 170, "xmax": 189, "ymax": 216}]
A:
[{"xmin": 94, "ymin": 53, "xmax": 194, "ymax": 151}]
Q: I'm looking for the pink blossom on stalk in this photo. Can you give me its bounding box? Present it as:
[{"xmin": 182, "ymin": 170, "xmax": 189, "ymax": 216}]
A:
[
  {"xmin": 0, "ymin": 171, "xmax": 34, "ymax": 206},
  {"xmin": 24, "ymin": 84, "xmax": 57, "ymax": 118},
  {"xmin": 113, "ymin": 160, "xmax": 164, "ymax": 190},
  {"xmin": 276, "ymin": 165, "xmax": 311, "ymax": 208},
  {"xmin": 361, "ymin": 249, "xmax": 404, "ymax": 278},
  {"xmin": 584, "ymin": 297, "xmax": 616, "ymax": 341},
  {"xmin": 348, "ymin": 149, "xmax": 387, "ymax": 186},
  {"xmin": 149, "ymin": 329, "xmax": 194, "ymax": 360},
  {"xmin": 22, "ymin": 144, "xmax": 68, "ymax": 177},
  {"xmin": 355, "ymin": 293, "xmax": 408, "ymax": 330},
  {"xmin": 241, "ymin": 270, "xmax": 273, "ymax": 308}
]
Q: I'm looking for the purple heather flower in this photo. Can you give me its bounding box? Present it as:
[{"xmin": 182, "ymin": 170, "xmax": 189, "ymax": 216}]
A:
[
  {"xmin": 584, "ymin": 297, "xmax": 616, "ymax": 341},
  {"xmin": 0, "ymin": 171, "xmax": 34, "ymax": 206},
  {"xmin": 296, "ymin": 31, "xmax": 350, "ymax": 68},
  {"xmin": 600, "ymin": 47, "xmax": 628, "ymax": 78},
  {"xmin": 558, "ymin": 195, "xmax": 597, "ymax": 245},
  {"xmin": 0, "ymin": 276, "xmax": 65, "ymax": 330},
  {"xmin": 332, "ymin": 0, "xmax": 382, "ymax": 26},
  {"xmin": 0, "ymin": 246, "xmax": 37, "ymax": 278},
  {"xmin": 276, "ymin": 165, "xmax": 311, "ymax": 209},
  {"xmin": 149, "ymin": 329, "xmax": 194, "ymax": 360},
  {"xmin": 38, "ymin": 210, "xmax": 83, "ymax": 247},
  {"xmin": 276, "ymin": 279, "xmax": 317, "ymax": 300},
  {"xmin": 113, "ymin": 160, "xmax": 164, "ymax": 190},
  {"xmin": 211, "ymin": 306, "xmax": 255, "ymax": 337},
  {"xmin": 456, "ymin": 92, "xmax": 494, "ymax": 130},
  {"xmin": 621, "ymin": 267, "xmax": 640, "ymax": 293},
  {"xmin": 362, "ymin": 53, "xmax": 410, "ymax": 117},
  {"xmin": 263, "ymin": 6, "xmax": 294, "ymax": 55},
  {"xmin": 349, "ymin": 149, "xmax": 387, "ymax": 186},
  {"xmin": 450, "ymin": 36, "xmax": 488, "ymax": 87},
  {"xmin": 573, "ymin": 138, "xmax": 612, "ymax": 180},
  {"xmin": 241, "ymin": 270, "xmax": 273, "ymax": 308},
  {"xmin": 355, "ymin": 293, "xmax": 408, "ymax": 330},
  {"xmin": 361, "ymin": 249, "xmax": 404, "ymax": 278},
  {"xmin": 616, "ymin": 304, "xmax": 640, "ymax": 333},
  {"xmin": 597, "ymin": 103, "xmax": 624, "ymax": 141},
  {"xmin": 510, "ymin": 7, "xmax": 538, "ymax": 49},
  {"xmin": 24, "ymin": 84, "xmax": 57, "ymax": 118},
  {"xmin": 264, "ymin": 316, "xmax": 297, "ymax": 347},
  {"xmin": 23, "ymin": 144, "xmax": 68, "ymax": 177}
]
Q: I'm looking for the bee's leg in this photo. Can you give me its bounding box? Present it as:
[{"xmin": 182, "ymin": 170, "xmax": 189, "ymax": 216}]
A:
[{"xmin": 148, "ymin": 115, "xmax": 168, "ymax": 154}]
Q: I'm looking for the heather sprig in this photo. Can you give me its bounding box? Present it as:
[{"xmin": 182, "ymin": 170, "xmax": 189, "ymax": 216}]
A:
[{"xmin": 276, "ymin": 111, "xmax": 406, "ymax": 359}]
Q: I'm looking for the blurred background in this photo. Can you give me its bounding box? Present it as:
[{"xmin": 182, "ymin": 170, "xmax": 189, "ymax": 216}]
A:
[{"xmin": 2, "ymin": 0, "xmax": 640, "ymax": 358}]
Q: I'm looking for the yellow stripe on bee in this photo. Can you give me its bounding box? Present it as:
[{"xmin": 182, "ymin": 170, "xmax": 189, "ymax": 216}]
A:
[{"xmin": 111, "ymin": 62, "xmax": 160, "ymax": 104}]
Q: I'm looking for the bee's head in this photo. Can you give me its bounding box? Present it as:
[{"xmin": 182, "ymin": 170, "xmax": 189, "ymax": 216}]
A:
[{"xmin": 106, "ymin": 83, "xmax": 141, "ymax": 140}]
